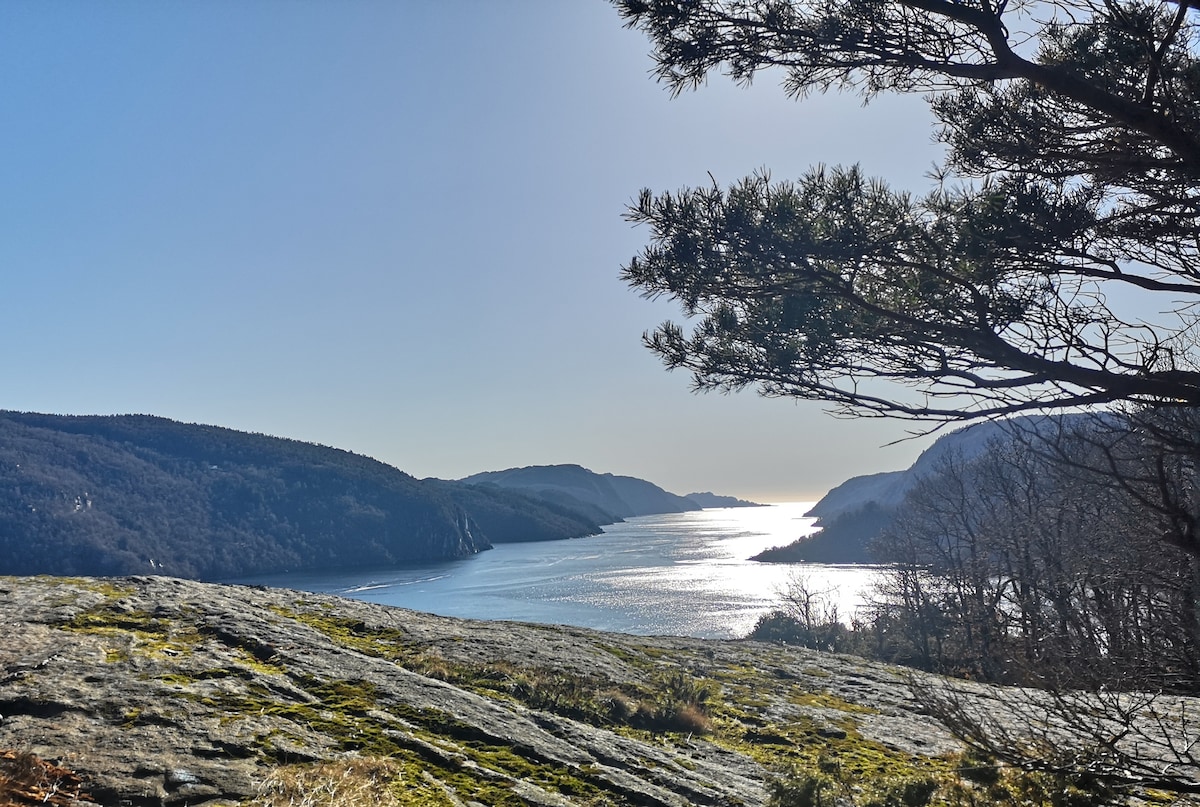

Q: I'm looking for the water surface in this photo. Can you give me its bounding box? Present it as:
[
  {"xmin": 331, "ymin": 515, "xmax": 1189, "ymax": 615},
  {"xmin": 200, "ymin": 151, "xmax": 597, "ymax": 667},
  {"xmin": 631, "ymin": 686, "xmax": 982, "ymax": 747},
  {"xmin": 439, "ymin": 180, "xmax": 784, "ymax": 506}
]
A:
[{"xmin": 235, "ymin": 502, "xmax": 880, "ymax": 639}]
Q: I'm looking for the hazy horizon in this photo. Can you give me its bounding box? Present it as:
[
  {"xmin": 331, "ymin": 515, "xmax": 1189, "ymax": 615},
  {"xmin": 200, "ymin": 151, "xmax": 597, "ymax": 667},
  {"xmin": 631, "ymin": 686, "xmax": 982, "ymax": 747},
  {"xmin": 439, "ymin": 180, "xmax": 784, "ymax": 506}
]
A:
[{"xmin": 0, "ymin": 2, "xmax": 948, "ymax": 502}]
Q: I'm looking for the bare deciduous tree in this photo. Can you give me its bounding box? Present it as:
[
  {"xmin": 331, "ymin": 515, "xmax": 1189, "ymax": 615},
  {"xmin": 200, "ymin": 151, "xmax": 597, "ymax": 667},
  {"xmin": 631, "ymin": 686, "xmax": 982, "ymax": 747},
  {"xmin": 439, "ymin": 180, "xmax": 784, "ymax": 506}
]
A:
[{"xmin": 872, "ymin": 421, "xmax": 1199, "ymax": 690}]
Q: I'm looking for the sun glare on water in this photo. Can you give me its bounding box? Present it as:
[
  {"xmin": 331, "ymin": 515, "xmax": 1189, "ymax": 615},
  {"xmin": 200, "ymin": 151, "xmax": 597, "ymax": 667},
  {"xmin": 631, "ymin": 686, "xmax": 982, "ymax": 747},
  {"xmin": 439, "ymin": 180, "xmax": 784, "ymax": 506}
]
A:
[{"xmin": 237, "ymin": 502, "xmax": 884, "ymax": 639}]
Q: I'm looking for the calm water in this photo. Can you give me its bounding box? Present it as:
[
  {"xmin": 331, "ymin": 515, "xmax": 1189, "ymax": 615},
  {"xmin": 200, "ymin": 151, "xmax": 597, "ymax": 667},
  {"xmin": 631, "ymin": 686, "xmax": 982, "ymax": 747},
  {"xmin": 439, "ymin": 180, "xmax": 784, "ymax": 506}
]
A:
[{"xmin": 233, "ymin": 502, "xmax": 881, "ymax": 639}]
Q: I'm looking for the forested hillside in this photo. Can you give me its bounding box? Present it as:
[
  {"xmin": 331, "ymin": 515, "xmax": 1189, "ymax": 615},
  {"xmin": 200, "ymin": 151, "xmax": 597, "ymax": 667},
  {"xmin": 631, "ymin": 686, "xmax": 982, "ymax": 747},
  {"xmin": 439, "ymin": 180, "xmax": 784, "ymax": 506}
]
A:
[
  {"xmin": 755, "ymin": 416, "xmax": 1081, "ymax": 563},
  {"xmin": 0, "ymin": 412, "xmax": 604, "ymax": 579},
  {"xmin": 461, "ymin": 463, "xmax": 700, "ymax": 520}
]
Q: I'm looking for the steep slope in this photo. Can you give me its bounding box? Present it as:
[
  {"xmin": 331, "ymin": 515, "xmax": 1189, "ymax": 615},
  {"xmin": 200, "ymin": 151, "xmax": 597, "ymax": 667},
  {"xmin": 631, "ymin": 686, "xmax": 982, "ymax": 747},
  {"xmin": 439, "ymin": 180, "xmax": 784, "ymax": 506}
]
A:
[
  {"xmin": 0, "ymin": 413, "xmax": 598, "ymax": 579},
  {"xmin": 756, "ymin": 415, "xmax": 1095, "ymax": 563},
  {"xmin": 461, "ymin": 463, "xmax": 702, "ymax": 520},
  {"xmin": 802, "ymin": 471, "xmax": 910, "ymax": 522},
  {"xmin": 422, "ymin": 477, "xmax": 606, "ymax": 544}
]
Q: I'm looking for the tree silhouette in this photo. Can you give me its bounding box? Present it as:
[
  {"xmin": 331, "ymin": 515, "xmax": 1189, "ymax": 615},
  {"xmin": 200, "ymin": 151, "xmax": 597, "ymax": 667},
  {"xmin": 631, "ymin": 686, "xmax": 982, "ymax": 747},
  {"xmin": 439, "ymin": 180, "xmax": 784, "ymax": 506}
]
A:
[{"xmin": 617, "ymin": 0, "xmax": 1200, "ymax": 421}]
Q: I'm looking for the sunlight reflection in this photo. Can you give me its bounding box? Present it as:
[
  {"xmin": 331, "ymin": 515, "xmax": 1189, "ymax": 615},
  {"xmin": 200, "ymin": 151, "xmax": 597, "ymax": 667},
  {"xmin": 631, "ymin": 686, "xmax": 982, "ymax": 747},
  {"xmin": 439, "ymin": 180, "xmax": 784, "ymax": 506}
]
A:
[{"xmin": 234, "ymin": 502, "xmax": 886, "ymax": 639}]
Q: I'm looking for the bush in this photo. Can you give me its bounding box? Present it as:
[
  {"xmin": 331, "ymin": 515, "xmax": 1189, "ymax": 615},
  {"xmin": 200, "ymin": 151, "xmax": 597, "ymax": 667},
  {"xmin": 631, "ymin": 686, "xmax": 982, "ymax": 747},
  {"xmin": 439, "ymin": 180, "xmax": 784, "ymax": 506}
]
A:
[
  {"xmin": 749, "ymin": 573, "xmax": 871, "ymax": 653},
  {"xmin": 748, "ymin": 609, "xmax": 856, "ymax": 651}
]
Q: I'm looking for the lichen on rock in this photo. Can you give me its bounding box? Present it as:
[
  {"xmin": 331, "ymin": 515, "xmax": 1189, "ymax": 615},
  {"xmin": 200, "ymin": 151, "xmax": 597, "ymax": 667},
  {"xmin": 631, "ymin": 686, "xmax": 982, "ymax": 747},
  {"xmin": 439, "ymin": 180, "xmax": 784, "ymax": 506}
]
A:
[{"xmin": 0, "ymin": 575, "xmax": 1194, "ymax": 807}]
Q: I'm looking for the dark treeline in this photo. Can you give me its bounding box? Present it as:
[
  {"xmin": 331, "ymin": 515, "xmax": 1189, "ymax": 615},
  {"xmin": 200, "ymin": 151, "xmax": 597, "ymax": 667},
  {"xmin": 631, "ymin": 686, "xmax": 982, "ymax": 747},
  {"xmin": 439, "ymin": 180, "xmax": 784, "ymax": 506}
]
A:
[
  {"xmin": 752, "ymin": 503, "xmax": 892, "ymax": 564},
  {"xmin": 0, "ymin": 412, "xmax": 605, "ymax": 580},
  {"xmin": 753, "ymin": 413, "xmax": 1200, "ymax": 695}
]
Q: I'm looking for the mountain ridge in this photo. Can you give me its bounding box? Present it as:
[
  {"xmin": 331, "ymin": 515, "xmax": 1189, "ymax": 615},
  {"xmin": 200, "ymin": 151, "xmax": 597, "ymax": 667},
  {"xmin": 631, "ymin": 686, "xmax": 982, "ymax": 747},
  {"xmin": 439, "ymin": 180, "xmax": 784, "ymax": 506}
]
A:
[
  {"xmin": 684, "ymin": 491, "xmax": 762, "ymax": 508},
  {"xmin": 0, "ymin": 412, "xmax": 749, "ymax": 580},
  {"xmin": 460, "ymin": 463, "xmax": 702, "ymax": 521}
]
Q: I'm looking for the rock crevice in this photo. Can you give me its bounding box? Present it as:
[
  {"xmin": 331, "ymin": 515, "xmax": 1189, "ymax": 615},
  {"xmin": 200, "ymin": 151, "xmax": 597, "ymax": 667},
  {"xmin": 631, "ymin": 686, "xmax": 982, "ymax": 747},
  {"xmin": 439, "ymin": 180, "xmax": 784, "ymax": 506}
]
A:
[{"xmin": 1, "ymin": 575, "xmax": 1194, "ymax": 807}]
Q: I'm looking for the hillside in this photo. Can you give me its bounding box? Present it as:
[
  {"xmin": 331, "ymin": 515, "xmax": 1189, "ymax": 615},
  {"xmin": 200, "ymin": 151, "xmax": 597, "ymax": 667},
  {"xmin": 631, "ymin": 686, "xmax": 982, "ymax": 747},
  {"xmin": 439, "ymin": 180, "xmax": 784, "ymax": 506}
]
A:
[
  {"xmin": 5, "ymin": 575, "xmax": 1193, "ymax": 806},
  {"xmin": 755, "ymin": 415, "xmax": 1094, "ymax": 564},
  {"xmin": 460, "ymin": 463, "xmax": 702, "ymax": 521},
  {"xmin": 802, "ymin": 471, "xmax": 911, "ymax": 522},
  {"xmin": 685, "ymin": 491, "xmax": 762, "ymax": 508},
  {"xmin": 0, "ymin": 412, "xmax": 605, "ymax": 580}
]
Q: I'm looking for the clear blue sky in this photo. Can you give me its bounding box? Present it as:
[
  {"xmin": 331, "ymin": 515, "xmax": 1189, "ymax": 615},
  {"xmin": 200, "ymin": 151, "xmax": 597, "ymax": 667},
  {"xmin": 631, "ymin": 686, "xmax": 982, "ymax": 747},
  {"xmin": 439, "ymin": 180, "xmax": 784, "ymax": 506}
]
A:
[{"xmin": 0, "ymin": 1, "xmax": 947, "ymax": 501}]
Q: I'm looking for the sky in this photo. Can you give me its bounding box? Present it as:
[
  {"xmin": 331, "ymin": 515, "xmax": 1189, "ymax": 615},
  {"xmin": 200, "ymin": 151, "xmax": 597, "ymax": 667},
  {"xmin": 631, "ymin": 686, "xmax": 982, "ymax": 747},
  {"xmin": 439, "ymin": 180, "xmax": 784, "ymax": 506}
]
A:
[{"xmin": 0, "ymin": 1, "xmax": 949, "ymax": 502}]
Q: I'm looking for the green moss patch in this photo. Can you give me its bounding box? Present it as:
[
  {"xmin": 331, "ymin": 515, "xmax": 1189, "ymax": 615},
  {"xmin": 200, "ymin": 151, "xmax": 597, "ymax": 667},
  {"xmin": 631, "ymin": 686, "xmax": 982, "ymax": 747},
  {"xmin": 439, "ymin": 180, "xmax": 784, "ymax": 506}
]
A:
[
  {"xmin": 177, "ymin": 671, "xmax": 634, "ymax": 806},
  {"xmin": 244, "ymin": 600, "xmax": 1121, "ymax": 806},
  {"xmin": 278, "ymin": 604, "xmax": 721, "ymax": 735},
  {"xmin": 59, "ymin": 603, "xmax": 203, "ymax": 660}
]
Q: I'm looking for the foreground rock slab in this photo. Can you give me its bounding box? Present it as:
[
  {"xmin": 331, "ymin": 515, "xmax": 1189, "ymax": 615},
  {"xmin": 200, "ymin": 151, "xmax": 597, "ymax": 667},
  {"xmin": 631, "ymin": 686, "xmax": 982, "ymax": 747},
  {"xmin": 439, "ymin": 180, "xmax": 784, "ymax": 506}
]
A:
[{"xmin": 0, "ymin": 575, "xmax": 1194, "ymax": 807}]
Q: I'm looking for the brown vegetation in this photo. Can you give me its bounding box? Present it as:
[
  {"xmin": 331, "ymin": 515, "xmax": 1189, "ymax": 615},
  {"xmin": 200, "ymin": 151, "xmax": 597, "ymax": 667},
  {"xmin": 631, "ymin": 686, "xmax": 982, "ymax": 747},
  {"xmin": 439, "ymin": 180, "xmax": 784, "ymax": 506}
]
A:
[
  {"xmin": 0, "ymin": 750, "xmax": 92, "ymax": 807},
  {"xmin": 249, "ymin": 758, "xmax": 402, "ymax": 807}
]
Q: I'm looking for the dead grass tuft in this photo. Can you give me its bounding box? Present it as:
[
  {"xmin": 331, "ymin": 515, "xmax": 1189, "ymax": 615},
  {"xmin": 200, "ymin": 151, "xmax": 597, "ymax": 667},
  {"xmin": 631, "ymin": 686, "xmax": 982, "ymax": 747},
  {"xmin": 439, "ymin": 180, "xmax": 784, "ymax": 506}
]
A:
[
  {"xmin": 0, "ymin": 749, "xmax": 93, "ymax": 806},
  {"xmin": 250, "ymin": 757, "xmax": 402, "ymax": 807}
]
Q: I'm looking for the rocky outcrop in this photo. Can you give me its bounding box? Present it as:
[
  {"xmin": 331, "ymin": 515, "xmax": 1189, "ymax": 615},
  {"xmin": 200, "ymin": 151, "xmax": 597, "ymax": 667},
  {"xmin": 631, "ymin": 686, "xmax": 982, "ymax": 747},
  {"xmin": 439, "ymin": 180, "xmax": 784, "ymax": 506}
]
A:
[{"xmin": 2, "ymin": 576, "xmax": 1195, "ymax": 806}]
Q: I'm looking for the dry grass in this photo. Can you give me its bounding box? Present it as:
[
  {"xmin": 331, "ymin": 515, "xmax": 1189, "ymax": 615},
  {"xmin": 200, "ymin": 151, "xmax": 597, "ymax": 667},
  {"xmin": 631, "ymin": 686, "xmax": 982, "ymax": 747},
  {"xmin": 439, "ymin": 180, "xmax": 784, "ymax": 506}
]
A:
[
  {"xmin": 0, "ymin": 749, "xmax": 93, "ymax": 806},
  {"xmin": 250, "ymin": 757, "xmax": 403, "ymax": 807}
]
